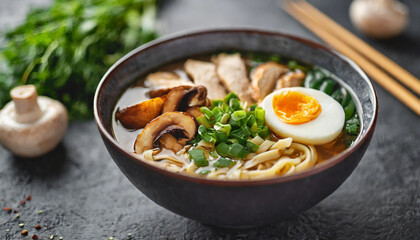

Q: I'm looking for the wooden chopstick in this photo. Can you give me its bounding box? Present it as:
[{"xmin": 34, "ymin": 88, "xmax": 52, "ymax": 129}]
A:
[
  {"xmin": 297, "ymin": 0, "xmax": 420, "ymax": 96},
  {"xmin": 283, "ymin": 1, "xmax": 420, "ymax": 116}
]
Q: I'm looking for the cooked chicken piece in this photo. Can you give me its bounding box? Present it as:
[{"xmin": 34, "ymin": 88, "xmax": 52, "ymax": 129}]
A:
[
  {"xmin": 275, "ymin": 70, "xmax": 306, "ymax": 89},
  {"xmin": 212, "ymin": 53, "xmax": 253, "ymax": 103},
  {"xmin": 184, "ymin": 59, "xmax": 227, "ymax": 100},
  {"xmin": 144, "ymin": 72, "xmax": 193, "ymax": 89},
  {"xmin": 251, "ymin": 62, "xmax": 288, "ymax": 102}
]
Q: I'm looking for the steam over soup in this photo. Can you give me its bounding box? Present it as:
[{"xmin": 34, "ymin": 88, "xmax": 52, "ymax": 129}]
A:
[{"xmin": 112, "ymin": 53, "xmax": 361, "ymax": 180}]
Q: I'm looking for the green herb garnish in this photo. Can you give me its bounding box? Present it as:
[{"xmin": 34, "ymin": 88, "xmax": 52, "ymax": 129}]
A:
[
  {"xmin": 213, "ymin": 158, "xmax": 235, "ymax": 168},
  {"xmin": 188, "ymin": 92, "xmax": 270, "ymax": 167},
  {"xmin": 0, "ymin": 0, "xmax": 159, "ymax": 119},
  {"xmin": 188, "ymin": 149, "xmax": 209, "ymax": 167}
]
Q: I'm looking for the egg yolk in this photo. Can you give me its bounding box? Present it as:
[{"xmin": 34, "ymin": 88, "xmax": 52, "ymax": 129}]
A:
[{"xmin": 273, "ymin": 91, "xmax": 322, "ymax": 124}]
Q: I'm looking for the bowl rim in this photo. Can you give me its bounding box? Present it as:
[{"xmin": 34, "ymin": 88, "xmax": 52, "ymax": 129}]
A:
[{"xmin": 94, "ymin": 28, "xmax": 378, "ymax": 186}]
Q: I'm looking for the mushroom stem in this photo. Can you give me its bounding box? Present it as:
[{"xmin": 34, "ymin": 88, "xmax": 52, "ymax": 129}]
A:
[{"xmin": 10, "ymin": 85, "xmax": 42, "ymax": 123}]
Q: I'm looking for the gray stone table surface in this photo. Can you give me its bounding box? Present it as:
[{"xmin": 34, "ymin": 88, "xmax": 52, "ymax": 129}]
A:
[{"xmin": 1, "ymin": 0, "xmax": 419, "ymax": 239}]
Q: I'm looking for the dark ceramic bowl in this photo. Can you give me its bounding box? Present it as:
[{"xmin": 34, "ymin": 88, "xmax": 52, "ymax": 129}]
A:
[{"xmin": 94, "ymin": 29, "xmax": 378, "ymax": 227}]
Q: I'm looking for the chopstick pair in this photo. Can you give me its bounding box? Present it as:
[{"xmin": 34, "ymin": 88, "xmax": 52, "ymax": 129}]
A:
[{"xmin": 283, "ymin": 0, "xmax": 420, "ymax": 116}]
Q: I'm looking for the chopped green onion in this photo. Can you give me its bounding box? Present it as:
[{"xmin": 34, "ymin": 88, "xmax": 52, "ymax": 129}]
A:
[
  {"xmin": 216, "ymin": 143, "xmax": 230, "ymax": 157},
  {"xmin": 229, "ymin": 98, "xmax": 242, "ymax": 110},
  {"xmin": 187, "ymin": 135, "xmax": 202, "ymax": 145},
  {"xmin": 229, "ymin": 143, "xmax": 249, "ymax": 159},
  {"xmin": 200, "ymin": 107, "xmax": 214, "ymax": 120},
  {"xmin": 212, "ymin": 107, "xmax": 223, "ymax": 121},
  {"xmin": 247, "ymin": 114, "xmax": 256, "ymax": 127},
  {"xmin": 228, "ymin": 118, "xmax": 240, "ymax": 129},
  {"xmin": 196, "ymin": 116, "xmax": 212, "ymax": 128},
  {"xmin": 255, "ymin": 107, "xmax": 265, "ymax": 126},
  {"xmin": 202, "ymin": 135, "xmax": 215, "ymax": 143},
  {"xmin": 250, "ymin": 122, "xmax": 259, "ymax": 133},
  {"xmin": 231, "ymin": 128, "xmax": 248, "ymax": 144},
  {"xmin": 198, "ymin": 125, "xmax": 216, "ymax": 143},
  {"xmin": 211, "ymin": 100, "xmax": 224, "ymax": 108},
  {"xmin": 246, "ymin": 141, "xmax": 259, "ymax": 153},
  {"xmin": 215, "ymin": 132, "xmax": 228, "ymax": 143},
  {"xmin": 249, "ymin": 104, "xmax": 257, "ymax": 111},
  {"xmin": 213, "ymin": 158, "xmax": 235, "ymax": 168},
  {"xmin": 231, "ymin": 110, "xmax": 247, "ymax": 122},
  {"xmin": 220, "ymin": 102, "xmax": 230, "ymax": 113},
  {"xmin": 198, "ymin": 125, "xmax": 207, "ymax": 135},
  {"xmin": 214, "ymin": 122, "xmax": 232, "ymax": 136},
  {"xmin": 241, "ymin": 125, "xmax": 251, "ymax": 136},
  {"xmin": 199, "ymin": 170, "xmax": 210, "ymax": 175},
  {"xmin": 257, "ymin": 126, "xmax": 270, "ymax": 138},
  {"xmin": 220, "ymin": 113, "xmax": 230, "ymax": 124},
  {"xmin": 188, "ymin": 149, "xmax": 209, "ymax": 167},
  {"xmin": 209, "ymin": 151, "xmax": 219, "ymax": 158},
  {"xmin": 224, "ymin": 92, "xmax": 239, "ymax": 103}
]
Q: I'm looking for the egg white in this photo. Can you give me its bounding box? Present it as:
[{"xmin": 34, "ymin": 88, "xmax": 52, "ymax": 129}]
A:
[{"xmin": 262, "ymin": 87, "xmax": 345, "ymax": 145}]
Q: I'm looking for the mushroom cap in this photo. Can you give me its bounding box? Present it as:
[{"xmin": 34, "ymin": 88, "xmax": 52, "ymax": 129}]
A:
[
  {"xmin": 134, "ymin": 112, "xmax": 198, "ymax": 154},
  {"xmin": 162, "ymin": 85, "xmax": 207, "ymax": 113},
  {"xmin": 349, "ymin": 0, "xmax": 409, "ymax": 39},
  {"xmin": 0, "ymin": 96, "xmax": 68, "ymax": 158}
]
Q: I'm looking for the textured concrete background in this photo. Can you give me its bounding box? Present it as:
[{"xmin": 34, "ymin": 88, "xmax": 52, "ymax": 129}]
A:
[{"xmin": 0, "ymin": 0, "xmax": 419, "ymax": 239}]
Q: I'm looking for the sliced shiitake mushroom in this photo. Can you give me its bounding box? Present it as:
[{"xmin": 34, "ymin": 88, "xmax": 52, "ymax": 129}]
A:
[
  {"xmin": 158, "ymin": 133, "xmax": 184, "ymax": 153},
  {"xmin": 116, "ymin": 96, "xmax": 166, "ymax": 129},
  {"xmin": 162, "ymin": 85, "xmax": 207, "ymax": 113},
  {"xmin": 148, "ymin": 88, "xmax": 172, "ymax": 98},
  {"xmin": 134, "ymin": 112, "xmax": 198, "ymax": 154},
  {"xmin": 188, "ymin": 85, "xmax": 207, "ymax": 107},
  {"xmin": 185, "ymin": 106, "xmax": 204, "ymax": 118},
  {"xmin": 118, "ymin": 85, "xmax": 207, "ymax": 130}
]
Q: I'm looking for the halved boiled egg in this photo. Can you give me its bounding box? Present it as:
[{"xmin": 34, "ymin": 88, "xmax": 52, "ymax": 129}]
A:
[{"xmin": 262, "ymin": 87, "xmax": 345, "ymax": 145}]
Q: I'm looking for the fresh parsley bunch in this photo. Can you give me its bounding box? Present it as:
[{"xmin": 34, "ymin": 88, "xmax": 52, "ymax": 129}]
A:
[{"xmin": 0, "ymin": 0, "xmax": 158, "ymax": 119}]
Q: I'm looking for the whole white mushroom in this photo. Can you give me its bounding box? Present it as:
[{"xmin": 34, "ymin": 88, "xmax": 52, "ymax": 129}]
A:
[
  {"xmin": 0, "ymin": 85, "xmax": 68, "ymax": 158},
  {"xmin": 349, "ymin": 0, "xmax": 409, "ymax": 39}
]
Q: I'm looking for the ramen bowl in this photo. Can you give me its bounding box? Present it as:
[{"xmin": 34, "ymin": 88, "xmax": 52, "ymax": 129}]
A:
[{"xmin": 94, "ymin": 29, "xmax": 378, "ymax": 227}]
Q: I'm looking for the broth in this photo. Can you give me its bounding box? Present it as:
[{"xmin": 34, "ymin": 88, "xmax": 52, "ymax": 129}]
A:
[{"xmin": 112, "ymin": 52, "xmax": 361, "ymax": 179}]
